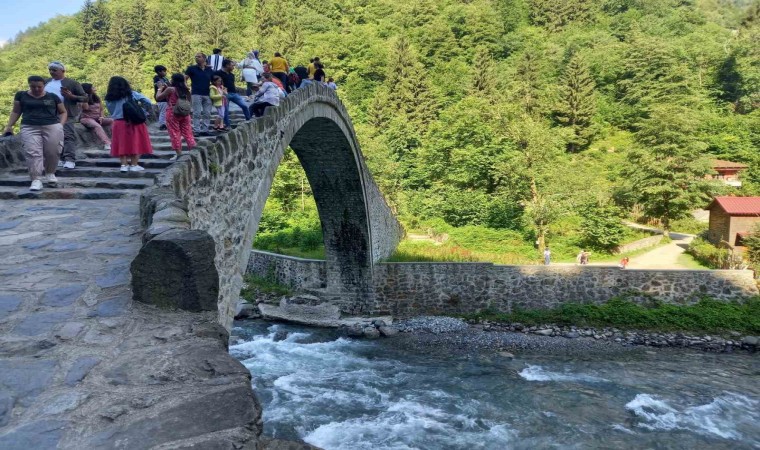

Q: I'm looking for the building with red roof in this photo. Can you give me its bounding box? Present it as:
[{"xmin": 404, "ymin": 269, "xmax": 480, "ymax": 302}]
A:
[
  {"xmin": 706, "ymin": 196, "xmax": 760, "ymax": 248},
  {"xmin": 709, "ymin": 159, "xmax": 748, "ymax": 187}
]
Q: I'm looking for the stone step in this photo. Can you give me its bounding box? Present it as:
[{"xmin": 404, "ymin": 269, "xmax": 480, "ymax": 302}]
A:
[
  {"xmin": 0, "ymin": 175, "xmax": 154, "ymax": 190},
  {"xmin": 84, "ymin": 149, "xmax": 178, "ymax": 160},
  {"xmin": 8, "ymin": 166, "xmax": 162, "ymax": 179},
  {"xmin": 76, "ymin": 158, "xmax": 173, "ymax": 169},
  {"xmin": 0, "ymin": 186, "xmax": 137, "ymax": 200}
]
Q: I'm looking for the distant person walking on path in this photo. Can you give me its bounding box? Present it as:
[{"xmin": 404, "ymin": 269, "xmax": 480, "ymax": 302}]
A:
[
  {"xmin": 576, "ymin": 250, "xmax": 590, "ymax": 265},
  {"xmin": 104, "ymin": 76, "xmax": 153, "ymax": 172},
  {"xmin": 156, "ymin": 73, "xmax": 195, "ymax": 161},
  {"xmin": 249, "ymin": 73, "xmax": 281, "ymax": 117},
  {"xmin": 3, "ymin": 75, "xmax": 66, "ymax": 191},
  {"xmin": 45, "ymin": 61, "xmax": 86, "ymax": 169},
  {"xmin": 153, "ymin": 65, "xmax": 170, "ymax": 130},
  {"xmin": 238, "ymin": 51, "xmax": 264, "ymax": 96},
  {"xmin": 80, "ymin": 83, "xmax": 113, "ymax": 150},
  {"xmin": 619, "ymin": 256, "xmax": 629, "ymax": 269},
  {"xmin": 185, "ymin": 52, "xmax": 214, "ymax": 135},
  {"xmin": 207, "ymin": 48, "xmax": 224, "ymax": 72},
  {"xmin": 543, "ymin": 247, "xmax": 551, "ymax": 265},
  {"xmin": 270, "ymin": 52, "xmax": 290, "ymax": 93}
]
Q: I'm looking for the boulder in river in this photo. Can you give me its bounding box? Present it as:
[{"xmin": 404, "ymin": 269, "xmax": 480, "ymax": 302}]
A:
[{"xmin": 363, "ymin": 327, "xmax": 381, "ymax": 339}]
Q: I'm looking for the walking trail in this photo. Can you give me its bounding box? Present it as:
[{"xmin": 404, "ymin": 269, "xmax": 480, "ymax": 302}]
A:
[{"xmin": 624, "ymin": 222, "xmax": 696, "ymax": 270}]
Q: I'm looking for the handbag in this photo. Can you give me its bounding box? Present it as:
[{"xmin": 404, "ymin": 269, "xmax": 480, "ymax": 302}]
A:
[
  {"xmin": 123, "ymin": 94, "xmax": 147, "ymax": 124},
  {"xmin": 172, "ymin": 90, "xmax": 192, "ymax": 117}
]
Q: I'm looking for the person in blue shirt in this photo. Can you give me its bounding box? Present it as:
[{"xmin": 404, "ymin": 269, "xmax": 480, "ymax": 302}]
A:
[
  {"xmin": 184, "ymin": 52, "xmax": 214, "ymax": 136},
  {"xmin": 104, "ymin": 76, "xmax": 153, "ymax": 172}
]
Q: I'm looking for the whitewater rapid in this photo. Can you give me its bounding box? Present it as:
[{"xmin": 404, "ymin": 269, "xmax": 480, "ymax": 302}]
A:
[{"xmin": 230, "ymin": 322, "xmax": 760, "ymax": 450}]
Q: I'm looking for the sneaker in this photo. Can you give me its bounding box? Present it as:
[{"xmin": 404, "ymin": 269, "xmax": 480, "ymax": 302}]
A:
[
  {"xmin": 104, "ymin": 144, "xmax": 111, "ymax": 150},
  {"xmin": 46, "ymin": 174, "xmax": 58, "ymax": 183},
  {"xmin": 169, "ymin": 155, "xmax": 178, "ymax": 161},
  {"xmin": 57, "ymin": 160, "xmax": 65, "ymax": 168},
  {"xmin": 159, "ymin": 124, "xmax": 167, "ymax": 131},
  {"xmin": 30, "ymin": 179, "xmax": 43, "ymax": 191},
  {"xmin": 129, "ymin": 165, "xmax": 145, "ymax": 172},
  {"xmin": 63, "ymin": 161, "xmax": 76, "ymax": 169},
  {"xmin": 120, "ymin": 165, "xmax": 129, "ymax": 173}
]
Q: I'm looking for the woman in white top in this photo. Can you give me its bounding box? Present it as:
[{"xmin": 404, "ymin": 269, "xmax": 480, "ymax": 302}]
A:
[
  {"xmin": 249, "ymin": 73, "xmax": 280, "ymax": 117},
  {"xmin": 238, "ymin": 50, "xmax": 264, "ymax": 96}
]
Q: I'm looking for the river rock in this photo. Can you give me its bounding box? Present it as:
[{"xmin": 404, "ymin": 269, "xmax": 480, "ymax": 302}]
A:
[
  {"xmin": 564, "ymin": 331, "xmax": 580, "ymax": 339},
  {"xmin": 378, "ymin": 326, "xmax": 398, "ymax": 337},
  {"xmin": 363, "ymin": 327, "xmax": 381, "ymax": 339},
  {"xmin": 234, "ymin": 302, "xmax": 259, "ymax": 320},
  {"xmin": 346, "ymin": 325, "xmax": 364, "ymax": 338},
  {"xmin": 273, "ymin": 331, "xmax": 288, "ymax": 342},
  {"xmin": 498, "ymin": 351, "xmax": 515, "ymax": 359},
  {"xmin": 534, "ymin": 329, "xmax": 553, "ymax": 336},
  {"xmin": 741, "ymin": 336, "xmax": 758, "ymax": 347}
]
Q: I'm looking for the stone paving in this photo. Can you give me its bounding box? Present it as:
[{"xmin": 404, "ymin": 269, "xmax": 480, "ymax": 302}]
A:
[{"xmin": 0, "ymin": 116, "xmax": 262, "ymax": 448}]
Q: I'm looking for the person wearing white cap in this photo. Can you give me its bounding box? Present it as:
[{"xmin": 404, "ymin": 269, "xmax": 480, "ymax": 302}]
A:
[{"xmin": 45, "ymin": 61, "xmax": 86, "ymax": 169}]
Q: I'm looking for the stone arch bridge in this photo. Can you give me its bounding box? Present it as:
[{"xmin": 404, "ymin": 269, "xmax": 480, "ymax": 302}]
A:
[{"xmin": 132, "ymin": 83, "xmax": 403, "ymax": 329}]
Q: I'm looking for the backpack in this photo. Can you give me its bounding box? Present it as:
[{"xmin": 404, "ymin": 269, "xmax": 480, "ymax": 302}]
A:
[
  {"xmin": 123, "ymin": 94, "xmax": 147, "ymax": 124},
  {"xmin": 172, "ymin": 89, "xmax": 192, "ymax": 117}
]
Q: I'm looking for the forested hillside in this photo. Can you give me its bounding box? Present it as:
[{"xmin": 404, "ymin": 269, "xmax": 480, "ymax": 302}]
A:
[{"xmin": 1, "ymin": 0, "xmax": 759, "ymax": 261}]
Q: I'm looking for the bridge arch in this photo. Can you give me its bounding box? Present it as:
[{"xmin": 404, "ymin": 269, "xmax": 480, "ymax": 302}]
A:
[{"xmin": 131, "ymin": 84, "xmax": 402, "ymax": 329}]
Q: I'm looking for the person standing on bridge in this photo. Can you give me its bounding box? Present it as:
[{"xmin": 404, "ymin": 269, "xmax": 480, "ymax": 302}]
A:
[
  {"xmin": 238, "ymin": 50, "xmax": 263, "ymax": 96},
  {"xmin": 185, "ymin": 52, "xmax": 214, "ymax": 136},
  {"xmin": 207, "ymin": 48, "xmax": 225, "ymax": 72},
  {"xmin": 269, "ymin": 52, "xmax": 290, "ymax": 93},
  {"xmin": 3, "ymin": 75, "xmax": 67, "ymax": 191},
  {"xmin": 104, "ymin": 76, "xmax": 153, "ymax": 172},
  {"xmin": 156, "ymin": 73, "xmax": 196, "ymax": 161},
  {"xmin": 45, "ymin": 61, "xmax": 86, "ymax": 170},
  {"xmin": 216, "ymin": 59, "xmax": 252, "ymax": 126}
]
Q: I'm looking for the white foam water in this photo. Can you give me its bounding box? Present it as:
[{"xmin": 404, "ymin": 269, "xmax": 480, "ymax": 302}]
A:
[
  {"xmin": 625, "ymin": 392, "xmax": 759, "ymax": 441},
  {"xmin": 518, "ymin": 365, "xmax": 609, "ymax": 383}
]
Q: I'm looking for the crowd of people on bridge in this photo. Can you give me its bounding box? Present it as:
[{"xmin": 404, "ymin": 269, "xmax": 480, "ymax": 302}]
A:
[{"xmin": 3, "ymin": 50, "xmax": 337, "ymax": 191}]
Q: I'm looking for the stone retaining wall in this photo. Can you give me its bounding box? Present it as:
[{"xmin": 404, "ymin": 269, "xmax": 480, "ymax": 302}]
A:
[
  {"xmin": 248, "ymin": 250, "xmax": 759, "ymax": 317},
  {"xmin": 0, "ymin": 124, "xmax": 109, "ymax": 170}
]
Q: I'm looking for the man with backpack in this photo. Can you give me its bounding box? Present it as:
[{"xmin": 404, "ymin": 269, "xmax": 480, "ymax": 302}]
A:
[{"xmin": 45, "ymin": 61, "xmax": 86, "ymax": 169}]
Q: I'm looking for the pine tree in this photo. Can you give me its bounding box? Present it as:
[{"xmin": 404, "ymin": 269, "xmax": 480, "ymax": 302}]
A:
[
  {"xmin": 79, "ymin": 0, "xmax": 109, "ymax": 51},
  {"xmin": 621, "ymin": 105, "xmax": 714, "ymax": 235},
  {"xmin": 554, "ymin": 54, "xmax": 596, "ymax": 152},
  {"xmin": 529, "ymin": 0, "xmax": 594, "ymax": 32},
  {"xmin": 142, "ymin": 7, "xmax": 168, "ymax": 59},
  {"xmin": 126, "ymin": 0, "xmax": 148, "ymax": 52}
]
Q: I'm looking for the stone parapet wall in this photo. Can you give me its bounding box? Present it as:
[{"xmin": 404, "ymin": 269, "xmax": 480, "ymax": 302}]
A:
[{"xmin": 247, "ymin": 251, "xmax": 759, "ymax": 317}]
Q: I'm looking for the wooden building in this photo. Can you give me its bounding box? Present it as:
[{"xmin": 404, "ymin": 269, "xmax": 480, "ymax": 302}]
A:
[{"xmin": 706, "ymin": 196, "xmax": 760, "ymax": 248}]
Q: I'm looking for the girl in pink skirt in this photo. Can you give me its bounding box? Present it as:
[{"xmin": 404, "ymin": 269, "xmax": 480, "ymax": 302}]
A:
[{"xmin": 104, "ymin": 76, "xmax": 153, "ymax": 172}]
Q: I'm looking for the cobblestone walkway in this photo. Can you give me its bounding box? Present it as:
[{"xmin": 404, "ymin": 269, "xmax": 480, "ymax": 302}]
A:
[{"xmin": 0, "ymin": 112, "xmax": 261, "ymax": 449}]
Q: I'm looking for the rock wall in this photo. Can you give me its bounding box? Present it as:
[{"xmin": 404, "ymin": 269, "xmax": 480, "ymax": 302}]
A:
[
  {"xmin": 0, "ymin": 124, "xmax": 108, "ymax": 170},
  {"xmin": 133, "ymin": 84, "xmax": 402, "ymax": 330},
  {"xmin": 248, "ymin": 251, "xmax": 759, "ymax": 317},
  {"xmin": 615, "ymin": 234, "xmax": 664, "ymax": 254}
]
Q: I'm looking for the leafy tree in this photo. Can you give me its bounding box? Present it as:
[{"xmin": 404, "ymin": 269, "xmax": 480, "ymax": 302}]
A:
[
  {"xmin": 743, "ymin": 223, "xmax": 760, "ymax": 271},
  {"xmin": 580, "ymin": 202, "xmax": 626, "ymax": 251},
  {"xmin": 554, "ymin": 53, "xmax": 597, "ymax": 152},
  {"xmin": 621, "ymin": 105, "xmax": 715, "ymax": 234}
]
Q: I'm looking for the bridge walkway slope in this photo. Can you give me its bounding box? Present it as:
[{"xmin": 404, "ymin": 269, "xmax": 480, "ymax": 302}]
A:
[{"xmin": 0, "ymin": 111, "xmax": 263, "ymax": 449}]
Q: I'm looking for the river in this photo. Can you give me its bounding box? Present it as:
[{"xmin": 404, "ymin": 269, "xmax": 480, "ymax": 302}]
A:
[{"xmin": 230, "ymin": 320, "xmax": 759, "ymax": 450}]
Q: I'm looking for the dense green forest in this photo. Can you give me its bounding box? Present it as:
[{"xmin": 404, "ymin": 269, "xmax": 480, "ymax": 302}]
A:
[{"xmin": 1, "ymin": 0, "xmax": 758, "ymax": 262}]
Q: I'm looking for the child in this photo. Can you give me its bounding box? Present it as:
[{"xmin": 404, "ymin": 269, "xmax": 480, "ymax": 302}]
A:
[
  {"xmin": 80, "ymin": 83, "xmax": 113, "ymax": 150},
  {"xmin": 326, "ymin": 77, "xmax": 337, "ymax": 90},
  {"xmin": 153, "ymin": 65, "xmax": 169, "ymax": 130},
  {"xmin": 156, "ymin": 73, "xmax": 196, "ymax": 161},
  {"xmin": 104, "ymin": 76, "xmax": 153, "ymax": 172},
  {"xmin": 209, "ymin": 75, "xmax": 228, "ymax": 131}
]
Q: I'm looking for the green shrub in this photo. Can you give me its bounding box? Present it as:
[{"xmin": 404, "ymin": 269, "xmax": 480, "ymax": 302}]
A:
[
  {"xmin": 467, "ymin": 297, "xmax": 760, "ymax": 334},
  {"xmin": 686, "ymin": 237, "xmax": 745, "ymax": 269},
  {"xmin": 670, "ymin": 217, "xmax": 708, "ymax": 235}
]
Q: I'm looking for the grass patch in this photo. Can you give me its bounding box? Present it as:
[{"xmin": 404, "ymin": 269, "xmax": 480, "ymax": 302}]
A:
[
  {"xmin": 241, "ymin": 274, "xmax": 292, "ymax": 302},
  {"xmin": 676, "ymin": 252, "xmax": 711, "ymax": 270},
  {"xmin": 465, "ymin": 297, "xmax": 760, "ymax": 334}
]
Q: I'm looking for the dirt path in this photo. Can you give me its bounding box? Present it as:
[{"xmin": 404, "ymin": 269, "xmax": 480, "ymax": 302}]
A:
[{"xmin": 627, "ymin": 231, "xmax": 695, "ymax": 270}]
